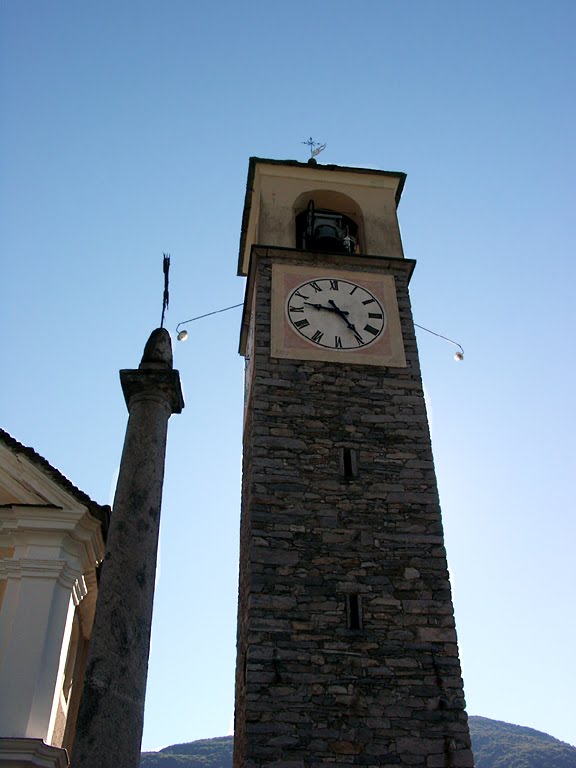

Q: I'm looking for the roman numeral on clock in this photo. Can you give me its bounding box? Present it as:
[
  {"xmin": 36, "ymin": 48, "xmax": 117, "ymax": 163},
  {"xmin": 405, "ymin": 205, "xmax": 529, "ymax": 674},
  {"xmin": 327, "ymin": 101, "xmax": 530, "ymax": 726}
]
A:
[
  {"xmin": 334, "ymin": 336, "xmax": 343, "ymax": 349},
  {"xmin": 289, "ymin": 305, "xmax": 304, "ymax": 313},
  {"xmin": 311, "ymin": 330, "xmax": 324, "ymax": 343},
  {"xmin": 364, "ymin": 324, "xmax": 380, "ymax": 336},
  {"xmin": 354, "ymin": 332, "xmax": 365, "ymax": 346},
  {"xmin": 294, "ymin": 290, "xmax": 309, "ymax": 300},
  {"xmin": 310, "ymin": 282, "xmax": 322, "ymax": 292},
  {"xmin": 294, "ymin": 319, "xmax": 310, "ymax": 329},
  {"xmin": 362, "ymin": 298, "xmax": 376, "ymax": 306},
  {"xmin": 329, "ymin": 280, "xmax": 339, "ymax": 290},
  {"xmin": 368, "ymin": 312, "xmax": 383, "ymax": 319}
]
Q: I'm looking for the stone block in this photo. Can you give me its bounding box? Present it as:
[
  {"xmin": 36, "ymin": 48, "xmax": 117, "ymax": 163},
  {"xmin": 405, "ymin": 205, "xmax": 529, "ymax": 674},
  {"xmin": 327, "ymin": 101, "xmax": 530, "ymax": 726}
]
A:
[{"xmin": 329, "ymin": 741, "xmax": 363, "ymax": 755}]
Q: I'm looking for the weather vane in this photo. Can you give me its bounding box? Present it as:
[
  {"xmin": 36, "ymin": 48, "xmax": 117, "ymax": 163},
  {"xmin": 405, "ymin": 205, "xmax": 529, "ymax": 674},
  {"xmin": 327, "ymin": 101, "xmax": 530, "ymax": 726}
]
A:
[
  {"xmin": 160, "ymin": 253, "xmax": 170, "ymax": 328},
  {"xmin": 302, "ymin": 137, "xmax": 327, "ymax": 159}
]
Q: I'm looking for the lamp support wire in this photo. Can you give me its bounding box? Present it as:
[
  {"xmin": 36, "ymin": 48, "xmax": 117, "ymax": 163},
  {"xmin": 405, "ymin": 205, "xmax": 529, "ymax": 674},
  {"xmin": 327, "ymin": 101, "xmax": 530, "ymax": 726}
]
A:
[
  {"xmin": 414, "ymin": 323, "xmax": 464, "ymax": 358},
  {"xmin": 176, "ymin": 303, "xmax": 243, "ymax": 333},
  {"xmin": 175, "ymin": 304, "xmax": 465, "ymax": 360}
]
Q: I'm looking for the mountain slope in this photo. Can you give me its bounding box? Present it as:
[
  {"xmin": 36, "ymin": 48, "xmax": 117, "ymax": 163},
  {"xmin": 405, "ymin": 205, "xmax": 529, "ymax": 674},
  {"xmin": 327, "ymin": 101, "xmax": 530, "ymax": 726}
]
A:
[
  {"xmin": 141, "ymin": 736, "xmax": 233, "ymax": 768},
  {"xmin": 140, "ymin": 717, "xmax": 576, "ymax": 768},
  {"xmin": 470, "ymin": 716, "xmax": 576, "ymax": 768}
]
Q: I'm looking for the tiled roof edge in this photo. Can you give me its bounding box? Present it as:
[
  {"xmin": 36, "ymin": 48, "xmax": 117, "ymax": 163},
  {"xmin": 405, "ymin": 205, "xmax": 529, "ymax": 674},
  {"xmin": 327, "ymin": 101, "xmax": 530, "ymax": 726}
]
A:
[{"xmin": 0, "ymin": 428, "xmax": 110, "ymax": 538}]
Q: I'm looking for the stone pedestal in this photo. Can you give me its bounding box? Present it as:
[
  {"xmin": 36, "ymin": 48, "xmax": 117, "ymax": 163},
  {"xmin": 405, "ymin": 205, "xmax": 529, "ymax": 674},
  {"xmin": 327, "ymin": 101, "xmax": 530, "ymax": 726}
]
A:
[{"xmin": 70, "ymin": 329, "xmax": 183, "ymax": 768}]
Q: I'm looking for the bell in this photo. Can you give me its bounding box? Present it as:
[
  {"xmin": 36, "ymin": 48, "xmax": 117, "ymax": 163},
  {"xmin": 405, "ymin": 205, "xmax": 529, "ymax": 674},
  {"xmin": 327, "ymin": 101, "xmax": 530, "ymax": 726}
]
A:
[
  {"xmin": 297, "ymin": 200, "xmax": 358, "ymax": 254},
  {"xmin": 312, "ymin": 215, "xmax": 344, "ymax": 252}
]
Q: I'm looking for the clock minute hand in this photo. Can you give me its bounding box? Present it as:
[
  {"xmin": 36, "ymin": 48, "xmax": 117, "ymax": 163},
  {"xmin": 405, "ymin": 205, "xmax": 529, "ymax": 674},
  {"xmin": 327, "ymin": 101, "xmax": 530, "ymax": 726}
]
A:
[{"xmin": 328, "ymin": 299, "xmax": 356, "ymax": 331}]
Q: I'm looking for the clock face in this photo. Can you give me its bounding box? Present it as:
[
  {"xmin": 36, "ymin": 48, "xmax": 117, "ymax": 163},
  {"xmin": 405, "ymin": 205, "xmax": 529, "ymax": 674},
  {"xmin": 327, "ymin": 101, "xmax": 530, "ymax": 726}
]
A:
[
  {"xmin": 286, "ymin": 277, "xmax": 386, "ymax": 350},
  {"xmin": 270, "ymin": 264, "xmax": 407, "ymax": 368}
]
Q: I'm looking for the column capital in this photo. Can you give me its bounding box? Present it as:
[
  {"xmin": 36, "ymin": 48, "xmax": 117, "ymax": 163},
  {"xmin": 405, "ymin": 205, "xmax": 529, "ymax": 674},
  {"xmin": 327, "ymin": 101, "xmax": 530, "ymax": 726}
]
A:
[{"xmin": 119, "ymin": 328, "xmax": 184, "ymax": 415}]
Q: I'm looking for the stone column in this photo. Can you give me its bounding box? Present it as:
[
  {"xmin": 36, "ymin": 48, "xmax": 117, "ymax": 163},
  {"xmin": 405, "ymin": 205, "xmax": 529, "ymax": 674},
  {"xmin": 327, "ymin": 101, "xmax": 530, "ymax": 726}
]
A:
[{"xmin": 70, "ymin": 329, "xmax": 184, "ymax": 768}]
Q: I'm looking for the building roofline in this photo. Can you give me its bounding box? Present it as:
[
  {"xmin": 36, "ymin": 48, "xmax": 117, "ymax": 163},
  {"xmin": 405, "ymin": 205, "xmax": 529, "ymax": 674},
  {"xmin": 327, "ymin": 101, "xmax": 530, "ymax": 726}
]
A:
[{"xmin": 0, "ymin": 428, "xmax": 110, "ymax": 537}]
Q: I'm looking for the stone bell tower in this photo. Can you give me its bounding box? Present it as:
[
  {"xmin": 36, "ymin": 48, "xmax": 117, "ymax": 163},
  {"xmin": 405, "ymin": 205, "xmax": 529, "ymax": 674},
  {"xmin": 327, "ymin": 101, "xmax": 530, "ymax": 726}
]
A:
[{"xmin": 234, "ymin": 158, "xmax": 474, "ymax": 767}]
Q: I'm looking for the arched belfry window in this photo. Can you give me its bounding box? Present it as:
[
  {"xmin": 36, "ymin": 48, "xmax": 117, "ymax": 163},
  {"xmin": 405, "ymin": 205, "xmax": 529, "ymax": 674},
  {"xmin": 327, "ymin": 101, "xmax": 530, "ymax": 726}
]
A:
[{"xmin": 294, "ymin": 190, "xmax": 364, "ymax": 255}]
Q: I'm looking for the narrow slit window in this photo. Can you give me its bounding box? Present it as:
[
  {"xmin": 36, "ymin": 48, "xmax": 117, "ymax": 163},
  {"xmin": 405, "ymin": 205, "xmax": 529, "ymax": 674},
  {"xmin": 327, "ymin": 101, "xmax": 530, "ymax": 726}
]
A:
[
  {"xmin": 340, "ymin": 447, "xmax": 358, "ymax": 479},
  {"xmin": 347, "ymin": 594, "xmax": 362, "ymax": 630}
]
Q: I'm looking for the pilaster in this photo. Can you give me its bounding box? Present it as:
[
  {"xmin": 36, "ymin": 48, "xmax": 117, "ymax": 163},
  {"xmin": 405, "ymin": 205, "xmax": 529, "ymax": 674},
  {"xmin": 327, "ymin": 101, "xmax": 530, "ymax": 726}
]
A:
[{"xmin": 0, "ymin": 501, "xmax": 104, "ymax": 763}]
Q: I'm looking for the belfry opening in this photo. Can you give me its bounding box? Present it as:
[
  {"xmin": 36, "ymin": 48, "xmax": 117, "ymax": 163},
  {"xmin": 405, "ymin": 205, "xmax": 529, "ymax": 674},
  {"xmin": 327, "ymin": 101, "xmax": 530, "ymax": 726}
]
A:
[{"xmin": 294, "ymin": 189, "xmax": 364, "ymax": 254}]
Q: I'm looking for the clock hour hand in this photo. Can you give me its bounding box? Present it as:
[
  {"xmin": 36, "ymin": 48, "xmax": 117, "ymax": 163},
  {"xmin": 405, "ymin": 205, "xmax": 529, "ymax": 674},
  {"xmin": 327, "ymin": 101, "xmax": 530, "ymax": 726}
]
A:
[{"xmin": 304, "ymin": 301, "xmax": 349, "ymax": 315}]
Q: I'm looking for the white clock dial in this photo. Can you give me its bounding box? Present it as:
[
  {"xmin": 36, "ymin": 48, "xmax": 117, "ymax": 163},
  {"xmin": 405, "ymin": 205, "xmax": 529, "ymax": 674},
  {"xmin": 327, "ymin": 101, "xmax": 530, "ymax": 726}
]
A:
[{"xmin": 286, "ymin": 277, "xmax": 386, "ymax": 350}]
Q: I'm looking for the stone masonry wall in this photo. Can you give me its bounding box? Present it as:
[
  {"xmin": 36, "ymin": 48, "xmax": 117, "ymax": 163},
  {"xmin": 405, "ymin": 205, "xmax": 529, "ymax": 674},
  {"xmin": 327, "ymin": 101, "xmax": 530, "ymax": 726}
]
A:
[{"xmin": 234, "ymin": 250, "xmax": 474, "ymax": 768}]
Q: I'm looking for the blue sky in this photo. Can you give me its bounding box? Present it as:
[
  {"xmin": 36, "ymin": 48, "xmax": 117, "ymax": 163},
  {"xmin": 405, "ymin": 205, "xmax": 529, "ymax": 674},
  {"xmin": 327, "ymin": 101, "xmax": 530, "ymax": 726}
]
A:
[{"xmin": 1, "ymin": 0, "xmax": 575, "ymax": 752}]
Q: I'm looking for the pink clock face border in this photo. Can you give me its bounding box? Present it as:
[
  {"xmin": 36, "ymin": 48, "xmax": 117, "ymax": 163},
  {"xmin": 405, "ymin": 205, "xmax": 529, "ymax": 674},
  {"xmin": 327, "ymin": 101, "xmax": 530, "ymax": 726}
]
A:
[
  {"xmin": 286, "ymin": 277, "xmax": 387, "ymax": 351},
  {"xmin": 271, "ymin": 264, "xmax": 407, "ymax": 368}
]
